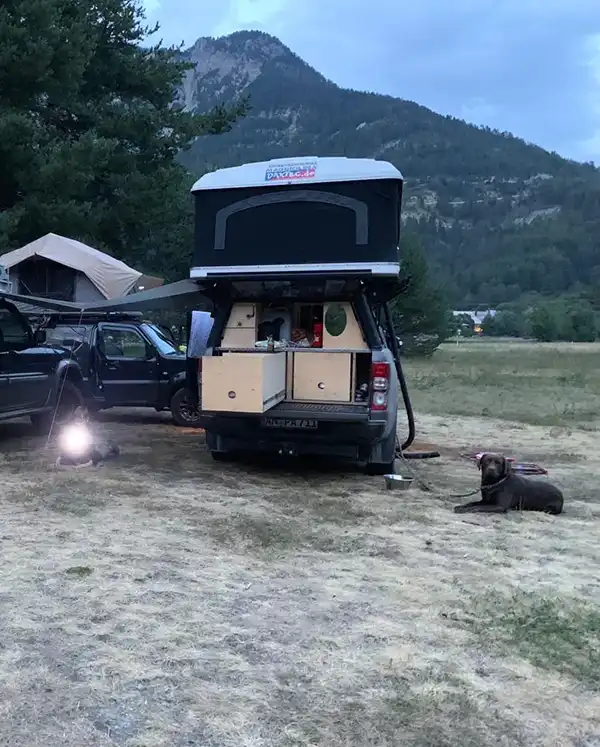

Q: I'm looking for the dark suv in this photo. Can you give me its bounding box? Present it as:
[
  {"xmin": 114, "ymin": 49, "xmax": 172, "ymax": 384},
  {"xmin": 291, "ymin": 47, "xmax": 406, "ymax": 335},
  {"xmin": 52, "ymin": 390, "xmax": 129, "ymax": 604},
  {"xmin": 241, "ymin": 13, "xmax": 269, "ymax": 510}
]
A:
[
  {"xmin": 0, "ymin": 299, "xmax": 84, "ymax": 430},
  {"xmin": 40, "ymin": 312, "xmax": 199, "ymax": 426}
]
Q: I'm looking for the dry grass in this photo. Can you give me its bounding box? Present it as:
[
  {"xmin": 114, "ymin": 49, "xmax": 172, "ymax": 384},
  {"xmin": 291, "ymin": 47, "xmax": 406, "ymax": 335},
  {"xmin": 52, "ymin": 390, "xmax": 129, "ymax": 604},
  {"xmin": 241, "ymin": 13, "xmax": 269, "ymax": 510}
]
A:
[{"xmin": 0, "ymin": 341, "xmax": 599, "ymax": 746}]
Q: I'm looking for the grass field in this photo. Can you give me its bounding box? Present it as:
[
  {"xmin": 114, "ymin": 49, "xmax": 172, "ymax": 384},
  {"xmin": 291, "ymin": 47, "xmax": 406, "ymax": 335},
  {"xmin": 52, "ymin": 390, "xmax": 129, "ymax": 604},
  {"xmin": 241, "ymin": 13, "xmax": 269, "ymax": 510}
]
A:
[{"xmin": 1, "ymin": 340, "xmax": 599, "ymax": 746}]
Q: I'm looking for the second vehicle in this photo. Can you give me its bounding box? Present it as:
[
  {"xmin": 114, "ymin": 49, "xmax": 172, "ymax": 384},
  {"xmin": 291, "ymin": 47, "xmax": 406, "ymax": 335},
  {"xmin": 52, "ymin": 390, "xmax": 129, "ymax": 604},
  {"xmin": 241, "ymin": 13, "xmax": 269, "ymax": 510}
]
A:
[{"xmin": 40, "ymin": 312, "xmax": 201, "ymax": 426}]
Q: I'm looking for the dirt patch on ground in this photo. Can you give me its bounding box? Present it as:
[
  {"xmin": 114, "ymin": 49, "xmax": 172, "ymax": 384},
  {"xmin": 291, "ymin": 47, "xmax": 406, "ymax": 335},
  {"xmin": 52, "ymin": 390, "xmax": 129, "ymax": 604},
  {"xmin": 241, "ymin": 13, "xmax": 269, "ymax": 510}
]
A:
[{"xmin": 1, "ymin": 342, "xmax": 599, "ymax": 746}]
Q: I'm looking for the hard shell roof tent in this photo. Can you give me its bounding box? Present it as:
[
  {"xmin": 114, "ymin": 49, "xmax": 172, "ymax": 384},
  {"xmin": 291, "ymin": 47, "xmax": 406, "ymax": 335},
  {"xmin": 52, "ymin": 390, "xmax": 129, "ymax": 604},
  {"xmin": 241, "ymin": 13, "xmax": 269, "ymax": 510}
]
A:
[{"xmin": 190, "ymin": 156, "xmax": 403, "ymax": 281}]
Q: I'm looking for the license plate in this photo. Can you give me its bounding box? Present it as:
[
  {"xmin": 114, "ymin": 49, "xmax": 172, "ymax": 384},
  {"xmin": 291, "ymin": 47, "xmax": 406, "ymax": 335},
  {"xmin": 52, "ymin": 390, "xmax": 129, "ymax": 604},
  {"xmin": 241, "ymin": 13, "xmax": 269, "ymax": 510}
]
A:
[{"xmin": 260, "ymin": 417, "xmax": 318, "ymax": 430}]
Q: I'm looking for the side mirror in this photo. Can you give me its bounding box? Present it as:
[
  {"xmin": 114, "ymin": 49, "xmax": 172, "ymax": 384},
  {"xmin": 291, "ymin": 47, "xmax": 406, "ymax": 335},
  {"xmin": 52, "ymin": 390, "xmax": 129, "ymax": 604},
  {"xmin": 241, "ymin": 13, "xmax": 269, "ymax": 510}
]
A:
[{"xmin": 33, "ymin": 329, "xmax": 47, "ymax": 344}]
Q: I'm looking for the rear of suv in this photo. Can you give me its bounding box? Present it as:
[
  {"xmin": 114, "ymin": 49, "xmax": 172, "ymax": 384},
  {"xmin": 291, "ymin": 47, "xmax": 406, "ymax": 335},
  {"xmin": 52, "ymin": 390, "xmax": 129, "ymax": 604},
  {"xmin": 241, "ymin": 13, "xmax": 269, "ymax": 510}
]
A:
[
  {"xmin": 191, "ymin": 277, "xmax": 404, "ymax": 474},
  {"xmin": 0, "ymin": 299, "xmax": 84, "ymax": 430}
]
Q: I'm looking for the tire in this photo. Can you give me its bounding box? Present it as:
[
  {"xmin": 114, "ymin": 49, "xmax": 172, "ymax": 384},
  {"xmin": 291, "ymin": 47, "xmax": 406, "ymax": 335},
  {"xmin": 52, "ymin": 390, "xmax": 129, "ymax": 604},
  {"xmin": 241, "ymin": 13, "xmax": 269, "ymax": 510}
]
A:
[
  {"xmin": 210, "ymin": 451, "xmax": 236, "ymax": 462},
  {"xmin": 206, "ymin": 431, "xmax": 236, "ymax": 462},
  {"xmin": 30, "ymin": 380, "xmax": 84, "ymax": 434},
  {"xmin": 364, "ymin": 430, "xmax": 397, "ymax": 476},
  {"xmin": 169, "ymin": 387, "xmax": 202, "ymax": 427}
]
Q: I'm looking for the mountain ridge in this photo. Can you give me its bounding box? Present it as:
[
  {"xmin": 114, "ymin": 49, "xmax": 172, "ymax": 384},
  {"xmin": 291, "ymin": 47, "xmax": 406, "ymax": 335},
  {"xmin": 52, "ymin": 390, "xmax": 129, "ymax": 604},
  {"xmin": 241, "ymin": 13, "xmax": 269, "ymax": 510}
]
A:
[{"xmin": 177, "ymin": 31, "xmax": 600, "ymax": 304}]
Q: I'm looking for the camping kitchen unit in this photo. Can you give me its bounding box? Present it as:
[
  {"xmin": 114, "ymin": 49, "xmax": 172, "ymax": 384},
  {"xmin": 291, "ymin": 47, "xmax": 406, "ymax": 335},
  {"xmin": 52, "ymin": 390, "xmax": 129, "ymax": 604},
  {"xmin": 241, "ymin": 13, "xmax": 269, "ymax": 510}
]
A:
[{"xmin": 186, "ymin": 156, "xmax": 415, "ymax": 469}]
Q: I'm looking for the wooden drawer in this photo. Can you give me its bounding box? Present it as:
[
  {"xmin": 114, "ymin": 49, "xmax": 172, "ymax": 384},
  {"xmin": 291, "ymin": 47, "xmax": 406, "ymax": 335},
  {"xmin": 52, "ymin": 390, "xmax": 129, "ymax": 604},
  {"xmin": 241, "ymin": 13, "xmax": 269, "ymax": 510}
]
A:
[
  {"xmin": 292, "ymin": 352, "xmax": 352, "ymax": 402},
  {"xmin": 221, "ymin": 326, "xmax": 256, "ymax": 348},
  {"xmin": 202, "ymin": 352, "xmax": 286, "ymax": 413},
  {"xmin": 226, "ymin": 304, "xmax": 258, "ymax": 330}
]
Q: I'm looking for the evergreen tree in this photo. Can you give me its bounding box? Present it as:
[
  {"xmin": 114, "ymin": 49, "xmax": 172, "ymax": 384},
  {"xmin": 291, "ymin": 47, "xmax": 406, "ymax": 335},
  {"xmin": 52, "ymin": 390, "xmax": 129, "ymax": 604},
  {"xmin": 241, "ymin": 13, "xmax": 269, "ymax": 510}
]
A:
[
  {"xmin": 481, "ymin": 313, "xmax": 497, "ymax": 336},
  {"xmin": 529, "ymin": 304, "xmax": 559, "ymax": 342},
  {"xmin": 564, "ymin": 301, "xmax": 597, "ymax": 342},
  {"xmin": 0, "ymin": 0, "xmax": 247, "ymax": 278},
  {"xmin": 485, "ymin": 309, "xmax": 524, "ymax": 337},
  {"xmin": 391, "ymin": 233, "xmax": 450, "ymax": 355}
]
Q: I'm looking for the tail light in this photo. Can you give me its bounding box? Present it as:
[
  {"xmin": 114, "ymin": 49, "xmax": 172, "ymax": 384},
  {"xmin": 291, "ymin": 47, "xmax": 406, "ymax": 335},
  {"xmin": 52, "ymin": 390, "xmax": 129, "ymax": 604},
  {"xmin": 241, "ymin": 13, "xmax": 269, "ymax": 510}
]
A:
[{"xmin": 370, "ymin": 362, "xmax": 390, "ymax": 411}]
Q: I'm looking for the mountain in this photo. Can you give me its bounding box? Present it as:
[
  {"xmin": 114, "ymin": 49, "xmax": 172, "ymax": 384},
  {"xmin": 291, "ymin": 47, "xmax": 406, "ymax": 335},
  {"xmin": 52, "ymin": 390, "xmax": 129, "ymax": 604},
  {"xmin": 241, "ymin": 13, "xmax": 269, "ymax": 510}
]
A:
[{"xmin": 177, "ymin": 31, "xmax": 600, "ymax": 306}]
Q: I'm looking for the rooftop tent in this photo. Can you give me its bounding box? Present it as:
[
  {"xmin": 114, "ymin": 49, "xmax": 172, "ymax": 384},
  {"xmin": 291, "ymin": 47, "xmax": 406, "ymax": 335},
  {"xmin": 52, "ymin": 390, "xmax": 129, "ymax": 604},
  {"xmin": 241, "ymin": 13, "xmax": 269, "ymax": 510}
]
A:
[
  {"xmin": 190, "ymin": 156, "xmax": 404, "ymax": 279},
  {"xmin": 0, "ymin": 233, "xmax": 149, "ymax": 299}
]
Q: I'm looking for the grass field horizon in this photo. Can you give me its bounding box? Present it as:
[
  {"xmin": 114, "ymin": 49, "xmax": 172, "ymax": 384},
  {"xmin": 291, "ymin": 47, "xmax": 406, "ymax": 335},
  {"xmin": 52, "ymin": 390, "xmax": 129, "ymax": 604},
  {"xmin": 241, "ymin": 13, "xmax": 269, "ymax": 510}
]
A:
[{"xmin": 0, "ymin": 340, "xmax": 599, "ymax": 746}]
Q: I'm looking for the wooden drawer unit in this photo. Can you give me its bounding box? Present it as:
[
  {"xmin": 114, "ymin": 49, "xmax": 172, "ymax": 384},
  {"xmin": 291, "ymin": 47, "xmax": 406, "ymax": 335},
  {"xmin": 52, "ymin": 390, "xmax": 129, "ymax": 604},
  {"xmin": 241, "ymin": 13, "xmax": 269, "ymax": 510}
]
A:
[
  {"xmin": 292, "ymin": 352, "xmax": 352, "ymax": 402},
  {"xmin": 227, "ymin": 303, "xmax": 257, "ymax": 329},
  {"xmin": 322, "ymin": 302, "xmax": 368, "ymax": 350},
  {"xmin": 221, "ymin": 303, "xmax": 258, "ymax": 348},
  {"xmin": 202, "ymin": 352, "xmax": 286, "ymax": 413}
]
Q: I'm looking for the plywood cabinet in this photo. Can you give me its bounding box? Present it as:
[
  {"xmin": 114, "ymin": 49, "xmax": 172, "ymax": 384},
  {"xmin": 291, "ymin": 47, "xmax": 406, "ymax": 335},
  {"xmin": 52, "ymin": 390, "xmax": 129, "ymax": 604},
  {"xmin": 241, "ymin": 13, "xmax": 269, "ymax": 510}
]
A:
[
  {"xmin": 292, "ymin": 352, "xmax": 352, "ymax": 402},
  {"xmin": 322, "ymin": 302, "xmax": 368, "ymax": 350},
  {"xmin": 202, "ymin": 352, "xmax": 286, "ymax": 413},
  {"xmin": 221, "ymin": 303, "xmax": 258, "ymax": 348}
]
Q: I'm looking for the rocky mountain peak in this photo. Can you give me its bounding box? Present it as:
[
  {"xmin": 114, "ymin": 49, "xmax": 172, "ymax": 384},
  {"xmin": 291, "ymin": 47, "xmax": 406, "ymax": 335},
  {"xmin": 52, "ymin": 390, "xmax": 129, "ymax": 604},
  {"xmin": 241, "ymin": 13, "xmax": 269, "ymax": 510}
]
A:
[{"xmin": 178, "ymin": 30, "xmax": 318, "ymax": 111}]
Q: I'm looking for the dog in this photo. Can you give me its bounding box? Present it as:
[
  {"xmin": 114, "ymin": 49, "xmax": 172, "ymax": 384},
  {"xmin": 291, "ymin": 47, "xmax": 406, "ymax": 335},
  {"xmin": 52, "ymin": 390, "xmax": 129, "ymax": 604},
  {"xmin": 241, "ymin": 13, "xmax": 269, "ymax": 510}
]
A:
[
  {"xmin": 56, "ymin": 406, "xmax": 120, "ymax": 468},
  {"xmin": 453, "ymin": 452, "xmax": 563, "ymax": 515}
]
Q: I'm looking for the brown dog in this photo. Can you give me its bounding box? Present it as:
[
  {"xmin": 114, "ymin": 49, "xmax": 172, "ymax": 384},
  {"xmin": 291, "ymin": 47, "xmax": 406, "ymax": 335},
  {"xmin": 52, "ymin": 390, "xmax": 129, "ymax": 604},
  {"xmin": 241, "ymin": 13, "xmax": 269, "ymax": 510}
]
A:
[{"xmin": 453, "ymin": 452, "xmax": 564, "ymax": 515}]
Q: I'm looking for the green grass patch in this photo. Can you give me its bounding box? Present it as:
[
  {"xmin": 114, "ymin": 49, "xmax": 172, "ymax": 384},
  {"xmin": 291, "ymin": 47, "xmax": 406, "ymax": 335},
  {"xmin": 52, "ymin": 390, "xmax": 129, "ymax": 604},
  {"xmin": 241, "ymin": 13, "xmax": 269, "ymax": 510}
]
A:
[
  {"xmin": 404, "ymin": 341, "xmax": 600, "ymax": 426},
  {"xmin": 463, "ymin": 590, "xmax": 600, "ymax": 688}
]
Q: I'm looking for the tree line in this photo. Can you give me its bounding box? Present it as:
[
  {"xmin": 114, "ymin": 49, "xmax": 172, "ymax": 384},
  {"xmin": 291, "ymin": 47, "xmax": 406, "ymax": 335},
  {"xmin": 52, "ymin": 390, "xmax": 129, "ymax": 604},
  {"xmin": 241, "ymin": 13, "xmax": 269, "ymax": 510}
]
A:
[{"xmin": 480, "ymin": 296, "xmax": 599, "ymax": 342}]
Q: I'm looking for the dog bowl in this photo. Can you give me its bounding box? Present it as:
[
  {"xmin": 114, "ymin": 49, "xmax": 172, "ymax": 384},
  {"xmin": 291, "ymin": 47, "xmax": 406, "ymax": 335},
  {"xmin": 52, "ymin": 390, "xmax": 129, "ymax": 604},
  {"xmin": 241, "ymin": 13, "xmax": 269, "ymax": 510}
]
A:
[{"xmin": 384, "ymin": 474, "xmax": 414, "ymax": 491}]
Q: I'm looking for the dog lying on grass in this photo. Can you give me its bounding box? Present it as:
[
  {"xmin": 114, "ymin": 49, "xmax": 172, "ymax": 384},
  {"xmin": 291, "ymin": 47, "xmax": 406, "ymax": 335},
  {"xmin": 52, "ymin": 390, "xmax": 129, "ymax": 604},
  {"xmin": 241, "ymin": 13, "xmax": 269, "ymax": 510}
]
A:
[
  {"xmin": 55, "ymin": 406, "xmax": 120, "ymax": 468},
  {"xmin": 454, "ymin": 452, "xmax": 564, "ymax": 515}
]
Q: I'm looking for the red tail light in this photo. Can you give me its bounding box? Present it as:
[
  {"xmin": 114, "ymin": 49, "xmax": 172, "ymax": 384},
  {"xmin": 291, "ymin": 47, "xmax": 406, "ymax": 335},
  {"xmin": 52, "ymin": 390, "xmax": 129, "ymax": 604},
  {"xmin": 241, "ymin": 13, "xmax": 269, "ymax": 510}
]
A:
[{"xmin": 370, "ymin": 362, "xmax": 390, "ymax": 411}]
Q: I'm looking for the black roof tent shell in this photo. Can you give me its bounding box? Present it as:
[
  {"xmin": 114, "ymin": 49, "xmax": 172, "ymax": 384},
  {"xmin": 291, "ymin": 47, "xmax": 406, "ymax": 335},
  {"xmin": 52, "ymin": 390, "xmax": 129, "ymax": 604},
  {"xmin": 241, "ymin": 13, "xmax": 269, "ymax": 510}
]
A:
[{"xmin": 190, "ymin": 156, "xmax": 404, "ymax": 281}]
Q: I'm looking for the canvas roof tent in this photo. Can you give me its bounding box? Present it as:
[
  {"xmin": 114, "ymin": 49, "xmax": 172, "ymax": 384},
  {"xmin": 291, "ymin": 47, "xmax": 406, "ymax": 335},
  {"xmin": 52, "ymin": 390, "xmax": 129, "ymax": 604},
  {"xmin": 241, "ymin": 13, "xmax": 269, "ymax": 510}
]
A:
[
  {"xmin": 0, "ymin": 233, "xmax": 148, "ymax": 299},
  {"xmin": 190, "ymin": 156, "xmax": 404, "ymax": 279}
]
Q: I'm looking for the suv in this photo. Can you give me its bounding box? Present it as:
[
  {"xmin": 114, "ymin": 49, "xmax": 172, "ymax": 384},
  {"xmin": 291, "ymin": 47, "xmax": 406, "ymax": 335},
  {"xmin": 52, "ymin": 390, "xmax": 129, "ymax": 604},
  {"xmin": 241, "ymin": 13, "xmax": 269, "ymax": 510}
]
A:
[
  {"xmin": 40, "ymin": 312, "xmax": 199, "ymax": 426},
  {"xmin": 192, "ymin": 277, "xmax": 408, "ymax": 474},
  {"xmin": 0, "ymin": 299, "xmax": 84, "ymax": 430}
]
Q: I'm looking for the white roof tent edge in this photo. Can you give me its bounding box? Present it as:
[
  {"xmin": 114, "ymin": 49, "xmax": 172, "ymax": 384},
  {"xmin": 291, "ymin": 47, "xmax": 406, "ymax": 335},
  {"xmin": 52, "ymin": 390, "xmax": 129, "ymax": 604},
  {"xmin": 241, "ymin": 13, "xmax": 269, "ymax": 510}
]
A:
[{"xmin": 190, "ymin": 156, "xmax": 403, "ymax": 192}]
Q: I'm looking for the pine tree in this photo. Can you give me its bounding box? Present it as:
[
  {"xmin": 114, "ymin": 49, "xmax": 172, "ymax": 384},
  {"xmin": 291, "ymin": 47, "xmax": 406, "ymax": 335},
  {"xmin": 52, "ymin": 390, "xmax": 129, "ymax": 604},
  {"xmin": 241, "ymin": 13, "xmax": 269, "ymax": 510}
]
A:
[
  {"xmin": 529, "ymin": 304, "xmax": 559, "ymax": 342},
  {"xmin": 0, "ymin": 0, "xmax": 247, "ymax": 277},
  {"xmin": 391, "ymin": 233, "xmax": 450, "ymax": 355}
]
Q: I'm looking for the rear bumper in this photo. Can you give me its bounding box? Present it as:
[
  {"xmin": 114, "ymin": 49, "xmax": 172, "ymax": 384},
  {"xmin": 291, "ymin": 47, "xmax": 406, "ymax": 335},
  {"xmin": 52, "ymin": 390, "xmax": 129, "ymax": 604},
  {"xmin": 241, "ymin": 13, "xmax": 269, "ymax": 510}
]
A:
[{"xmin": 199, "ymin": 402, "xmax": 388, "ymax": 458}]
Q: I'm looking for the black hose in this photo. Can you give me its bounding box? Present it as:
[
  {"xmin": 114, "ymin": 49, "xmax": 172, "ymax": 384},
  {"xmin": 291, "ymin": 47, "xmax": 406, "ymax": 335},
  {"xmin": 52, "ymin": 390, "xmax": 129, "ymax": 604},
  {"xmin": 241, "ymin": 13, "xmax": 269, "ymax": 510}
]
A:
[
  {"xmin": 383, "ymin": 301, "xmax": 415, "ymax": 451},
  {"xmin": 402, "ymin": 450, "xmax": 440, "ymax": 460}
]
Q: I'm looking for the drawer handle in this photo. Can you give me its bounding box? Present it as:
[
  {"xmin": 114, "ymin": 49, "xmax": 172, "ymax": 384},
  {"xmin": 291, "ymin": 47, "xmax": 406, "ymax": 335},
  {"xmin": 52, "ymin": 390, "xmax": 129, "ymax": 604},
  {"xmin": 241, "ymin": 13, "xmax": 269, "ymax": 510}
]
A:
[
  {"xmin": 317, "ymin": 382, "xmax": 325, "ymax": 389},
  {"xmin": 228, "ymin": 391, "xmax": 236, "ymax": 399}
]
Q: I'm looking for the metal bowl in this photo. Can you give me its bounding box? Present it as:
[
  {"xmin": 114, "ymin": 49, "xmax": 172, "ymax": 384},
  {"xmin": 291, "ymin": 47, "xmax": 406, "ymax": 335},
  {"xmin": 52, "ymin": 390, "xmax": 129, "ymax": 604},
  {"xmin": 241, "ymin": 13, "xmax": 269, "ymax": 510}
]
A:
[{"xmin": 384, "ymin": 474, "xmax": 414, "ymax": 491}]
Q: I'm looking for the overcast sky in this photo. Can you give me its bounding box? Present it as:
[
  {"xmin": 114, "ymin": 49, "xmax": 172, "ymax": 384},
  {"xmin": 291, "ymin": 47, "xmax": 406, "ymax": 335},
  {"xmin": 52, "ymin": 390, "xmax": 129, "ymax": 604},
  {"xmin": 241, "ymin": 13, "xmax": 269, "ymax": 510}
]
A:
[{"xmin": 143, "ymin": 0, "xmax": 600, "ymax": 164}]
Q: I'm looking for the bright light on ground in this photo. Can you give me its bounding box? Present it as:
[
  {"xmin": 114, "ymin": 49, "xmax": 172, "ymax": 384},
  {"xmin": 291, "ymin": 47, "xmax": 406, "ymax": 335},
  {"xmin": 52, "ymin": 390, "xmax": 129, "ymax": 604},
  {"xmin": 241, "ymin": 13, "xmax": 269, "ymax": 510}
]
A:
[{"xmin": 58, "ymin": 423, "xmax": 92, "ymax": 457}]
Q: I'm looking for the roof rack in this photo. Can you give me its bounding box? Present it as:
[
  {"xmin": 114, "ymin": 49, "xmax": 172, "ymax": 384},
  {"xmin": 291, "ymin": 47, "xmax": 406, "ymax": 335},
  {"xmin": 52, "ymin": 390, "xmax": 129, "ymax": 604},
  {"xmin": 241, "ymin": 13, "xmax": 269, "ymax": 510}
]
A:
[{"xmin": 43, "ymin": 310, "xmax": 144, "ymax": 323}]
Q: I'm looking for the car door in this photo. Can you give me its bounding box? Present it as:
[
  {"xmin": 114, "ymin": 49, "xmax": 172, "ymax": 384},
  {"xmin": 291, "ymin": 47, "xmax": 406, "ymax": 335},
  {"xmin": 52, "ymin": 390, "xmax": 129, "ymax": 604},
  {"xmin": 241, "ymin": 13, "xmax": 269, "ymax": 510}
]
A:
[
  {"xmin": 0, "ymin": 302, "xmax": 54, "ymax": 413},
  {"xmin": 95, "ymin": 324, "xmax": 159, "ymax": 405}
]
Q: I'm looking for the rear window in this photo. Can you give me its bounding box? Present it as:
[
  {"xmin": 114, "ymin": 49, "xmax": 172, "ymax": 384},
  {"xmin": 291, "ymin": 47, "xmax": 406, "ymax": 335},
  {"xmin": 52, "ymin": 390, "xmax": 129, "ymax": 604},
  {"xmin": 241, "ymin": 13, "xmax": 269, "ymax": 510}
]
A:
[
  {"xmin": 45, "ymin": 325, "xmax": 90, "ymax": 349},
  {"xmin": 0, "ymin": 306, "xmax": 30, "ymax": 348}
]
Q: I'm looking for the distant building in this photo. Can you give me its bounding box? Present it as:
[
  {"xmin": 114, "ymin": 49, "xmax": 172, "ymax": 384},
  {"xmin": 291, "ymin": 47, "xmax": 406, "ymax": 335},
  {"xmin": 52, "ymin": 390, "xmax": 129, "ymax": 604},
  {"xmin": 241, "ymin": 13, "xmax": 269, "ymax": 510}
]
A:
[{"xmin": 452, "ymin": 309, "xmax": 497, "ymax": 335}]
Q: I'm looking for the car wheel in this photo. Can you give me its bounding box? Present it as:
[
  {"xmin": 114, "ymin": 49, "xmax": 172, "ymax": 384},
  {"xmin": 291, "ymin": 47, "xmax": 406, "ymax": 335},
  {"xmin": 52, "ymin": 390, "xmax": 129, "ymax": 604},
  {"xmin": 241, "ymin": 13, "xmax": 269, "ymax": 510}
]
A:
[
  {"xmin": 210, "ymin": 451, "xmax": 236, "ymax": 462},
  {"xmin": 170, "ymin": 387, "xmax": 202, "ymax": 427},
  {"xmin": 31, "ymin": 380, "xmax": 84, "ymax": 434}
]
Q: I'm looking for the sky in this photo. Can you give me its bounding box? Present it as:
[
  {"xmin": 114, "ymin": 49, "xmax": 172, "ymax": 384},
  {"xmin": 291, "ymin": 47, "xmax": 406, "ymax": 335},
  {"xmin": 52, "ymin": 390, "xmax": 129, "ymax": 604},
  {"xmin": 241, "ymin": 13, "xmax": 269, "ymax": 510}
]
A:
[{"xmin": 143, "ymin": 0, "xmax": 600, "ymax": 164}]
